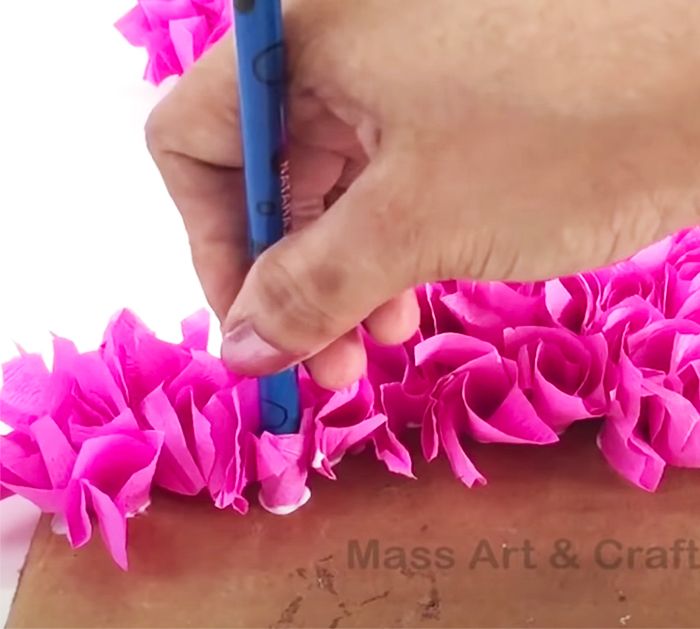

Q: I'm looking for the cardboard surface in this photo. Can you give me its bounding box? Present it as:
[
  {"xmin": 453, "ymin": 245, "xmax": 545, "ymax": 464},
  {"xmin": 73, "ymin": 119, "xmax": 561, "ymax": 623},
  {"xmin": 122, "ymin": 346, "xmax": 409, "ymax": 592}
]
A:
[{"xmin": 7, "ymin": 424, "xmax": 700, "ymax": 628}]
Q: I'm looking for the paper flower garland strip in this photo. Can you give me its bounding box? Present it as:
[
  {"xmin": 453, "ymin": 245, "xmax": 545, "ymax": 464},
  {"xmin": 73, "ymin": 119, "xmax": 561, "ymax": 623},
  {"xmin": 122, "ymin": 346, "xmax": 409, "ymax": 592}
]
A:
[
  {"xmin": 2, "ymin": 228, "xmax": 700, "ymax": 568},
  {"xmin": 115, "ymin": 0, "xmax": 233, "ymax": 85}
]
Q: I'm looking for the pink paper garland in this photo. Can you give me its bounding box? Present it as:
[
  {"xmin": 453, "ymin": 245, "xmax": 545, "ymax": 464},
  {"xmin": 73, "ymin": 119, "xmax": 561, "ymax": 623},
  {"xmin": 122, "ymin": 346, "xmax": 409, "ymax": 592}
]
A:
[
  {"xmin": 2, "ymin": 228, "xmax": 700, "ymax": 569},
  {"xmin": 10, "ymin": 9, "xmax": 699, "ymax": 568}
]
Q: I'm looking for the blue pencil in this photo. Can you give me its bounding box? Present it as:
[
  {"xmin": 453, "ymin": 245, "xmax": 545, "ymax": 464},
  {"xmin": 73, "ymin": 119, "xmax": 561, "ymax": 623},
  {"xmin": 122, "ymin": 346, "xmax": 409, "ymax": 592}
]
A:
[{"xmin": 233, "ymin": 0, "xmax": 300, "ymax": 434}]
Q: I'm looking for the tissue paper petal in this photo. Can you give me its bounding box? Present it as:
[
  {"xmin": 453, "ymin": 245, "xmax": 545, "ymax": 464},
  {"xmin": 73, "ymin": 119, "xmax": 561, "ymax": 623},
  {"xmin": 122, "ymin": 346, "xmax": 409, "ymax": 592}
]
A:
[
  {"xmin": 504, "ymin": 327, "xmax": 608, "ymax": 431},
  {"xmin": 364, "ymin": 333, "xmax": 411, "ymax": 389},
  {"xmin": 597, "ymin": 420, "xmax": 666, "ymax": 492},
  {"xmin": 0, "ymin": 426, "xmax": 68, "ymax": 513},
  {"xmin": 141, "ymin": 386, "xmax": 205, "ymax": 495},
  {"xmin": 101, "ymin": 309, "xmax": 190, "ymax": 405},
  {"xmin": 170, "ymin": 16, "xmax": 208, "ymax": 70},
  {"xmin": 68, "ymin": 408, "xmax": 140, "ymax": 446},
  {"xmin": 371, "ymin": 421, "xmax": 415, "ymax": 478},
  {"xmin": 597, "ymin": 352, "xmax": 666, "ymax": 490},
  {"xmin": 600, "ymin": 263, "xmax": 657, "ymax": 310},
  {"xmin": 168, "ymin": 350, "xmax": 235, "ymax": 406},
  {"xmin": 114, "ymin": 6, "xmax": 149, "ymax": 46},
  {"xmin": 313, "ymin": 414, "xmax": 386, "ymax": 479},
  {"xmin": 115, "ymin": 0, "xmax": 233, "ymax": 84},
  {"xmin": 70, "ymin": 431, "xmax": 163, "ymax": 512},
  {"xmin": 63, "ymin": 430, "xmax": 162, "ymax": 568},
  {"xmin": 311, "ymin": 378, "xmax": 388, "ymax": 477},
  {"xmin": 380, "ymin": 381, "xmax": 428, "ymax": 432},
  {"xmin": 254, "ymin": 428, "xmax": 311, "ymax": 515},
  {"xmin": 0, "ymin": 354, "xmax": 52, "ymax": 430},
  {"xmin": 441, "ymin": 281, "xmax": 552, "ymax": 347},
  {"xmin": 415, "ymin": 333, "xmax": 497, "ymax": 376},
  {"xmin": 180, "ymin": 309, "xmax": 210, "ymax": 351},
  {"xmin": 598, "ymin": 296, "xmax": 665, "ymax": 361},
  {"xmin": 415, "ymin": 333, "xmax": 496, "ymax": 463},
  {"xmin": 201, "ymin": 381, "xmax": 255, "ymax": 511},
  {"xmin": 257, "ymin": 467, "xmax": 311, "ymax": 516},
  {"xmin": 679, "ymin": 359, "xmax": 700, "ymax": 415},
  {"xmin": 460, "ymin": 356, "xmax": 558, "ymax": 444},
  {"xmin": 628, "ymin": 319, "xmax": 700, "ymax": 375},
  {"xmin": 428, "ymin": 378, "xmax": 486, "ymax": 486},
  {"xmin": 642, "ymin": 379, "xmax": 700, "ymax": 467},
  {"xmin": 365, "ymin": 329, "xmax": 431, "ymax": 433},
  {"xmin": 29, "ymin": 415, "xmax": 76, "ymax": 488},
  {"xmin": 64, "ymin": 478, "xmax": 129, "ymax": 570},
  {"xmin": 69, "ymin": 352, "xmax": 127, "ymax": 418},
  {"xmin": 65, "ymin": 479, "xmax": 92, "ymax": 549},
  {"xmin": 416, "ymin": 283, "xmax": 463, "ymax": 337},
  {"xmin": 544, "ymin": 273, "xmax": 601, "ymax": 333},
  {"xmin": 191, "ymin": 397, "xmax": 215, "ymax": 480},
  {"xmin": 86, "ymin": 482, "xmax": 129, "ymax": 571}
]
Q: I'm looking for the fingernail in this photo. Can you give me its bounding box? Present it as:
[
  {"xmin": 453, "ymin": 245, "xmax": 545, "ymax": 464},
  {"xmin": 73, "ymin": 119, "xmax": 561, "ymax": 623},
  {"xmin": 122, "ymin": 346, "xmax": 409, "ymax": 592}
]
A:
[{"xmin": 221, "ymin": 320, "xmax": 293, "ymax": 375}]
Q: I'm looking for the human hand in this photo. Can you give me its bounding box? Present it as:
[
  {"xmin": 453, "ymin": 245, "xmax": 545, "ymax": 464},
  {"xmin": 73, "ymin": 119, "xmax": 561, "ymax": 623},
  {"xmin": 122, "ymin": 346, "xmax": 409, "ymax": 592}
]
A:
[{"xmin": 146, "ymin": 0, "xmax": 700, "ymax": 389}]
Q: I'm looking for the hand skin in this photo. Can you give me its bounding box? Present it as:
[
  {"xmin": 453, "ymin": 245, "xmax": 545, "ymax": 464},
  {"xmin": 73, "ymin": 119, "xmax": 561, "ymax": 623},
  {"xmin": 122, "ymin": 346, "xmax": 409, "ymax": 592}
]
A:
[{"xmin": 146, "ymin": 0, "xmax": 700, "ymax": 390}]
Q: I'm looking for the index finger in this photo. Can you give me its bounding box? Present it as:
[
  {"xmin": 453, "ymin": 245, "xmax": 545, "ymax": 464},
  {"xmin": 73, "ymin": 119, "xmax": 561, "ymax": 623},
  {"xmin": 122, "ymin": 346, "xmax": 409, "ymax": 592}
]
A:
[{"xmin": 146, "ymin": 37, "xmax": 249, "ymax": 321}]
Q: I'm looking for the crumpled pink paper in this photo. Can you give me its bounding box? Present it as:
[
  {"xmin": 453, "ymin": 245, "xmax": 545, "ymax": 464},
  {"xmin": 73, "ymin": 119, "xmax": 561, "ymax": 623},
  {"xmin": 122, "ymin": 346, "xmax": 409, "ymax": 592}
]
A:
[
  {"xmin": 3, "ymin": 227, "xmax": 700, "ymax": 568},
  {"xmin": 416, "ymin": 334, "xmax": 559, "ymax": 487},
  {"xmin": 1, "ymin": 415, "xmax": 76, "ymax": 513},
  {"xmin": 308, "ymin": 375, "xmax": 414, "ymax": 481},
  {"xmin": 115, "ymin": 0, "xmax": 233, "ymax": 85},
  {"xmin": 252, "ymin": 417, "xmax": 312, "ymax": 515},
  {"xmin": 63, "ymin": 429, "xmax": 163, "ymax": 570},
  {"xmin": 503, "ymin": 327, "xmax": 609, "ymax": 433}
]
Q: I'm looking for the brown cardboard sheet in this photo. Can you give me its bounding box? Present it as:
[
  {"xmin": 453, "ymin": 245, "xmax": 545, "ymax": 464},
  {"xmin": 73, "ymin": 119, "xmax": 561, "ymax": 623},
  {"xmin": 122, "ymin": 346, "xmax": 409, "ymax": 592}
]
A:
[{"xmin": 6, "ymin": 424, "xmax": 700, "ymax": 628}]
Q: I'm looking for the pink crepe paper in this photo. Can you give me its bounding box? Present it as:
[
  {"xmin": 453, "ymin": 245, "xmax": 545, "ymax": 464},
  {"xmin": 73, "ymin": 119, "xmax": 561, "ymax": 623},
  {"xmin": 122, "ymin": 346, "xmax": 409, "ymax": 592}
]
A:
[
  {"xmin": 3, "ymin": 227, "xmax": 700, "ymax": 568},
  {"xmin": 0, "ymin": 353, "xmax": 55, "ymax": 430},
  {"xmin": 309, "ymin": 376, "xmax": 414, "ymax": 480},
  {"xmin": 115, "ymin": 0, "xmax": 233, "ymax": 85},
  {"xmin": 440, "ymin": 281, "xmax": 553, "ymax": 349},
  {"xmin": 597, "ymin": 351, "xmax": 667, "ymax": 492},
  {"xmin": 544, "ymin": 272, "xmax": 603, "ymax": 334},
  {"xmin": 201, "ymin": 382, "xmax": 257, "ymax": 512},
  {"xmin": 64, "ymin": 430, "xmax": 163, "ymax": 570},
  {"xmin": 503, "ymin": 327, "xmax": 609, "ymax": 433},
  {"xmin": 1, "ymin": 416, "xmax": 76, "ymax": 513},
  {"xmin": 252, "ymin": 419, "xmax": 312, "ymax": 516},
  {"xmin": 365, "ymin": 331, "xmax": 429, "ymax": 434},
  {"xmin": 416, "ymin": 334, "xmax": 559, "ymax": 487}
]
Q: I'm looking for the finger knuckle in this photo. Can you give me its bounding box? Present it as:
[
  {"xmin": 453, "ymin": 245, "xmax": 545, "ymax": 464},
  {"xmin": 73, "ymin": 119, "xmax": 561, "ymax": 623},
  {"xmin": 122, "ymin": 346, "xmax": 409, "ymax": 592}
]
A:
[
  {"xmin": 144, "ymin": 103, "xmax": 169, "ymax": 160},
  {"xmin": 252, "ymin": 251, "xmax": 338, "ymax": 341}
]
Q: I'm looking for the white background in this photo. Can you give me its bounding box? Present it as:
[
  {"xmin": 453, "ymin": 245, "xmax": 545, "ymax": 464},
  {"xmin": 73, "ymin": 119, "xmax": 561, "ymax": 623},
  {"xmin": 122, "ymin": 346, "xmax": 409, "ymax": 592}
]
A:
[{"xmin": 0, "ymin": 2, "xmax": 219, "ymax": 623}]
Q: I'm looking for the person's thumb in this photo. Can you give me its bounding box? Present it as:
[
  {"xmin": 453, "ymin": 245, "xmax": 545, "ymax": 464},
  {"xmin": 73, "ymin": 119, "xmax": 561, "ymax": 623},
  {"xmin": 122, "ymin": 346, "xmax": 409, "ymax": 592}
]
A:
[{"xmin": 220, "ymin": 169, "xmax": 405, "ymax": 376}]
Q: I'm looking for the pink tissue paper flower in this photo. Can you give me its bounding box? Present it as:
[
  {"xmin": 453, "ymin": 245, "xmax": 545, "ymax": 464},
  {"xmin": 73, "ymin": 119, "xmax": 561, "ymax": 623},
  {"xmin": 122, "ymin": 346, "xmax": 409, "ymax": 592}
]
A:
[
  {"xmin": 3, "ymin": 227, "xmax": 700, "ymax": 568},
  {"xmin": 116, "ymin": 0, "xmax": 233, "ymax": 85},
  {"xmin": 416, "ymin": 334, "xmax": 558, "ymax": 487},
  {"xmin": 502, "ymin": 326, "xmax": 609, "ymax": 433}
]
